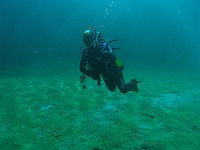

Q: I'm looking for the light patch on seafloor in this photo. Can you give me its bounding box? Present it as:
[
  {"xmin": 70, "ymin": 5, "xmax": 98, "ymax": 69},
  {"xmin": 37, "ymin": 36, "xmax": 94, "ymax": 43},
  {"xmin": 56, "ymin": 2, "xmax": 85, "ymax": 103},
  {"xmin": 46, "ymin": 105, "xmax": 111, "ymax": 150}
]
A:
[
  {"xmin": 151, "ymin": 93, "xmax": 181, "ymax": 110},
  {"xmin": 92, "ymin": 97, "xmax": 127, "ymax": 125},
  {"xmin": 40, "ymin": 104, "xmax": 56, "ymax": 111}
]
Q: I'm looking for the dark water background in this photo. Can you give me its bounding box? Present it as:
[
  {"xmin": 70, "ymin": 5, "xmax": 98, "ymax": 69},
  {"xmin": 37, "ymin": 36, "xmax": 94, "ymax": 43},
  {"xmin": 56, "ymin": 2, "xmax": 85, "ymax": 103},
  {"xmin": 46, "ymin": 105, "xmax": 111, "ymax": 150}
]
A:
[{"xmin": 0, "ymin": 0, "xmax": 200, "ymax": 70}]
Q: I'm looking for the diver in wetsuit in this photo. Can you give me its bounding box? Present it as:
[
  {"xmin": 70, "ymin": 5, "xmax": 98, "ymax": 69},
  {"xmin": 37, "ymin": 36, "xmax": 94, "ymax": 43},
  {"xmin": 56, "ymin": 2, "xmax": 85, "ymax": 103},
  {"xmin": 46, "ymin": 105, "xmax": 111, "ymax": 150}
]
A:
[{"xmin": 80, "ymin": 27, "xmax": 140, "ymax": 94}]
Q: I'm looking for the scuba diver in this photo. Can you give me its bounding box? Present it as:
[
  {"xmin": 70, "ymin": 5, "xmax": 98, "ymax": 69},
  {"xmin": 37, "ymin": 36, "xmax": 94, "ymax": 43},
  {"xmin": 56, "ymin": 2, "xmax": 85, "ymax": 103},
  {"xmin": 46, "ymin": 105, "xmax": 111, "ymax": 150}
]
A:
[{"xmin": 79, "ymin": 26, "xmax": 140, "ymax": 94}]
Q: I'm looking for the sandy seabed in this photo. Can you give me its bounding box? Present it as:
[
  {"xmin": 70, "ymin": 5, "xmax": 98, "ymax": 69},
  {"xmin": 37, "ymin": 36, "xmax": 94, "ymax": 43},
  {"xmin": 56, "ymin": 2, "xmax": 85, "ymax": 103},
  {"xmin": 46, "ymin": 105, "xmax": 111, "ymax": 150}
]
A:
[{"xmin": 0, "ymin": 60, "xmax": 200, "ymax": 150}]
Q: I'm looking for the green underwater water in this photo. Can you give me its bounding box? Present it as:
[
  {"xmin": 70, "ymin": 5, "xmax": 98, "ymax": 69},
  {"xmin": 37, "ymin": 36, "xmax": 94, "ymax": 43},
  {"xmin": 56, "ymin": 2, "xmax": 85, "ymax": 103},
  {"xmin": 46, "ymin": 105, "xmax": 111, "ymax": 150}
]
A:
[
  {"xmin": 0, "ymin": 60, "xmax": 200, "ymax": 150},
  {"xmin": 0, "ymin": 1, "xmax": 200, "ymax": 149}
]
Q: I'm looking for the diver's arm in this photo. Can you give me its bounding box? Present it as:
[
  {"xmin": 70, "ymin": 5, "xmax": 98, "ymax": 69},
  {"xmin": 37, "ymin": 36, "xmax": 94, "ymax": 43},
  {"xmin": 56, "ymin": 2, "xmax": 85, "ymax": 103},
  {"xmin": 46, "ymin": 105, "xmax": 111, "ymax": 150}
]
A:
[
  {"xmin": 102, "ymin": 45, "xmax": 119, "ymax": 75},
  {"xmin": 104, "ymin": 45, "xmax": 117, "ymax": 64},
  {"xmin": 80, "ymin": 52, "xmax": 100, "ymax": 81},
  {"xmin": 80, "ymin": 52, "xmax": 90, "ymax": 76}
]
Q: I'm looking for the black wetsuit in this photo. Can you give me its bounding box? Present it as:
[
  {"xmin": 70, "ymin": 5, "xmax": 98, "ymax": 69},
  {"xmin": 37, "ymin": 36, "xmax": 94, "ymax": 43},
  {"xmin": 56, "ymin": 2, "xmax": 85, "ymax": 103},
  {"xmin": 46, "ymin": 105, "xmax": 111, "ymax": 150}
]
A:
[{"xmin": 80, "ymin": 42, "xmax": 134, "ymax": 94}]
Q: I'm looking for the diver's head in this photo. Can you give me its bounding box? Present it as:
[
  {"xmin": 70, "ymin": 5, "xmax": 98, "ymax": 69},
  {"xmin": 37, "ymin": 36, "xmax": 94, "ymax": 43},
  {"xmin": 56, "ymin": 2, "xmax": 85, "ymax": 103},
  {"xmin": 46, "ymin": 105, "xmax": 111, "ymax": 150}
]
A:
[{"xmin": 83, "ymin": 30, "xmax": 95, "ymax": 46}]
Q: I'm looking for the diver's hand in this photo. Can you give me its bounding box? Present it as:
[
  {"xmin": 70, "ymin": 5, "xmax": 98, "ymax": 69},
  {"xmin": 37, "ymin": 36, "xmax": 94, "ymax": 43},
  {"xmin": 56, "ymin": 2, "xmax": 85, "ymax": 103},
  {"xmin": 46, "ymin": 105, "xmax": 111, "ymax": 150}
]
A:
[{"xmin": 80, "ymin": 75, "xmax": 86, "ymax": 82}]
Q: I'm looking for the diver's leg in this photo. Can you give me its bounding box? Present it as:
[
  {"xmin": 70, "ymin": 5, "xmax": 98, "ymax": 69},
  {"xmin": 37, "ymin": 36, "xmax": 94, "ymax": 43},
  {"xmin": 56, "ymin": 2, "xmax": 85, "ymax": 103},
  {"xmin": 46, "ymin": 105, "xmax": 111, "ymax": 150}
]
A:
[
  {"xmin": 102, "ymin": 76, "xmax": 116, "ymax": 92},
  {"xmin": 114, "ymin": 68, "xmax": 131, "ymax": 94},
  {"xmin": 114, "ymin": 67, "xmax": 138, "ymax": 94}
]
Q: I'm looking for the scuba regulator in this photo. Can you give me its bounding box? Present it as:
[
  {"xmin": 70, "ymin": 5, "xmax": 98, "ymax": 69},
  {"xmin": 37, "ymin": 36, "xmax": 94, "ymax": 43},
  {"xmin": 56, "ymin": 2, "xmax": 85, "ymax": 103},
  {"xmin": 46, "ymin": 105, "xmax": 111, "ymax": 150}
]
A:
[
  {"xmin": 80, "ymin": 75, "xmax": 86, "ymax": 89},
  {"xmin": 79, "ymin": 74, "xmax": 101, "ymax": 89}
]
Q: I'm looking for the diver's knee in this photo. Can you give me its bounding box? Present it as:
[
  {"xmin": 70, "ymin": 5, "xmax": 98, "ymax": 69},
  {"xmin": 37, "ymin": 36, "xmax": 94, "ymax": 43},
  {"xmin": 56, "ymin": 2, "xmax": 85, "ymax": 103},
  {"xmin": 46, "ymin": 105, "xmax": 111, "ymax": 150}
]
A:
[
  {"xmin": 118, "ymin": 86, "xmax": 127, "ymax": 94},
  {"xmin": 109, "ymin": 89, "xmax": 115, "ymax": 92}
]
